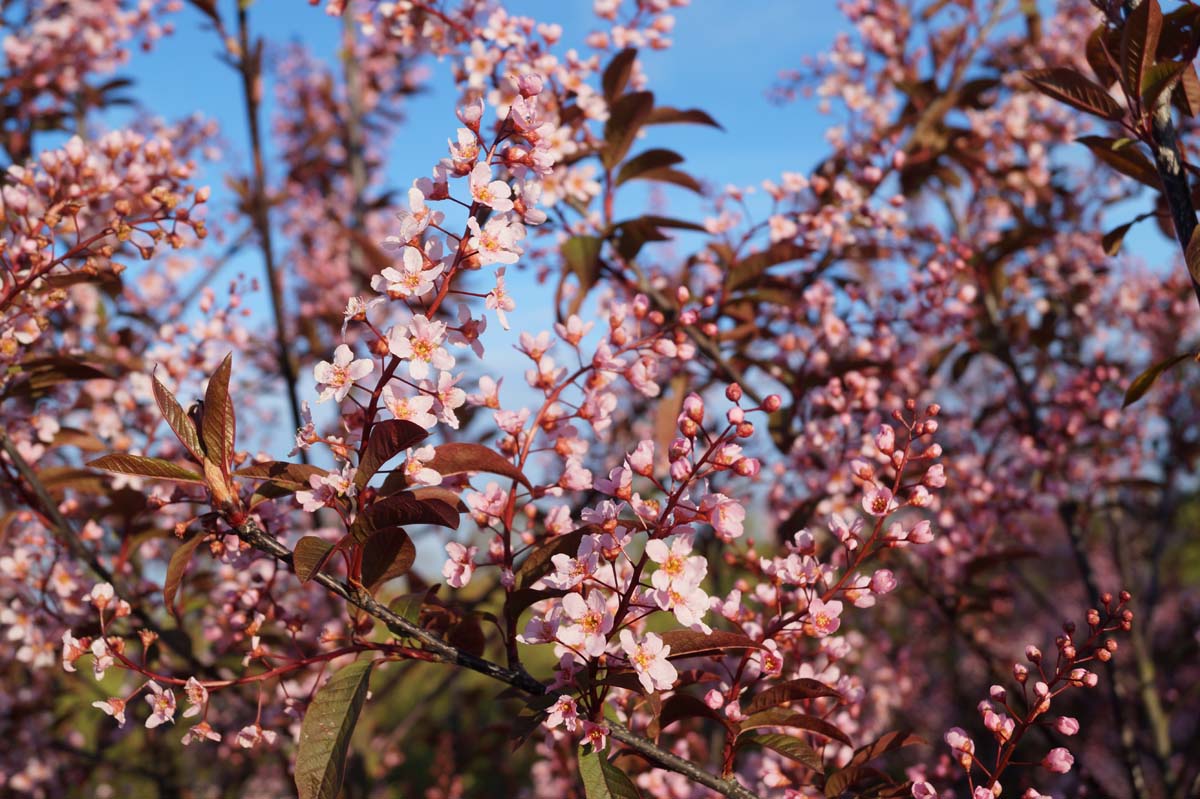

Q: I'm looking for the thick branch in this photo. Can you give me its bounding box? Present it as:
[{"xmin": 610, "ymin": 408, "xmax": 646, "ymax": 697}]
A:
[{"xmin": 231, "ymin": 515, "xmax": 761, "ymax": 799}]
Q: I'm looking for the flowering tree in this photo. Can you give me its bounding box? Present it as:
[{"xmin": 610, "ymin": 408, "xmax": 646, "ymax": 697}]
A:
[{"xmin": 1, "ymin": 1, "xmax": 1195, "ymax": 798}]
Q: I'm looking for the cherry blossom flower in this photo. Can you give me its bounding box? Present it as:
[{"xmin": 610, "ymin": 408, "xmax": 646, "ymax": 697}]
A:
[
  {"xmin": 181, "ymin": 721, "xmax": 221, "ymax": 746},
  {"xmin": 700, "ymin": 493, "xmax": 745, "ymax": 540},
  {"xmin": 469, "ymin": 162, "xmax": 514, "ymax": 212},
  {"xmin": 620, "ymin": 630, "xmax": 677, "ymax": 693},
  {"xmin": 182, "ymin": 677, "xmax": 207, "ymax": 719},
  {"xmin": 90, "ymin": 638, "xmax": 114, "ymax": 680},
  {"xmin": 806, "ymin": 597, "xmax": 843, "ymax": 637},
  {"xmin": 371, "ymin": 245, "xmax": 444, "ymax": 298},
  {"xmin": 545, "ymin": 695, "xmax": 580, "ymax": 732},
  {"xmin": 388, "ymin": 315, "xmax": 454, "ymax": 380},
  {"xmin": 558, "ymin": 591, "xmax": 612, "ymax": 658},
  {"xmin": 442, "ymin": 541, "xmax": 478, "ymax": 588},
  {"xmin": 313, "ymin": 344, "xmax": 374, "ymax": 403},
  {"xmin": 93, "ymin": 698, "xmax": 127, "ymax": 727},
  {"xmin": 467, "ymin": 216, "xmax": 522, "ymax": 265},
  {"xmin": 862, "ymin": 485, "xmax": 898, "ymax": 517},
  {"xmin": 381, "ymin": 384, "xmax": 438, "ymax": 429},
  {"xmin": 485, "ymin": 267, "xmax": 516, "ymax": 329},
  {"xmin": 61, "ymin": 631, "xmax": 85, "ymax": 673},
  {"xmin": 235, "ymin": 724, "xmax": 278, "ymax": 749},
  {"xmin": 448, "ymin": 304, "xmax": 487, "ymax": 357},
  {"xmin": 143, "ymin": 681, "xmax": 176, "ymax": 728},
  {"xmin": 403, "ymin": 445, "xmax": 442, "ymax": 486}
]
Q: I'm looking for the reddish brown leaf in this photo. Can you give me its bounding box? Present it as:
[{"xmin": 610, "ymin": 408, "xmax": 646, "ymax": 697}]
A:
[
  {"xmin": 355, "ymin": 419, "xmax": 429, "ymax": 490},
  {"xmin": 164, "ymin": 534, "xmax": 206, "ymax": 618},
  {"xmin": 360, "ymin": 527, "xmax": 416, "ymax": 589},
  {"xmin": 1120, "ymin": 0, "xmax": 1161, "ymax": 99},
  {"xmin": 201, "ymin": 353, "xmax": 236, "ymax": 470},
  {"xmin": 152, "ymin": 373, "xmax": 204, "ymax": 462},
  {"xmin": 658, "ymin": 629, "xmax": 762, "ymax": 659},
  {"xmin": 1025, "ymin": 68, "xmax": 1124, "ymax": 120},
  {"xmin": 88, "ymin": 454, "xmax": 205, "ymax": 484},
  {"xmin": 739, "ymin": 709, "xmax": 853, "ymax": 746},
  {"xmin": 234, "ymin": 461, "xmax": 327, "ymax": 487},
  {"xmin": 745, "ymin": 678, "xmax": 841, "ymax": 715},
  {"xmin": 847, "ymin": 729, "xmax": 926, "ymax": 767},
  {"xmin": 425, "ymin": 442, "xmax": 532, "ymax": 489},
  {"xmin": 294, "ymin": 536, "xmax": 335, "ymax": 583}
]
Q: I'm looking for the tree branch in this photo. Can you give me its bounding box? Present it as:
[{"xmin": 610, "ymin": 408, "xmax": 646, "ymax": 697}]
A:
[{"xmin": 230, "ymin": 514, "xmax": 761, "ymax": 799}]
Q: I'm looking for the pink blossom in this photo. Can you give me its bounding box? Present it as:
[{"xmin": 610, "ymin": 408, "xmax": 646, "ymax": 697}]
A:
[
  {"xmin": 545, "ymin": 695, "xmax": 579, "ymax": 732},
  {"xmin": 143, "ymin": 681, "xmax": 176, "ymax": 728},
  {"xmin": 235, "ymin": 724, "xmax": 278, "ymax": 749},
  {"xmin": 181, "ymin": 721, "xmax": 221, "ymax": 746},
  {"xmin": 862, "ymin": 485, "xmax": 898, "ymax": 516},
  {"xmin": 313, "ymin": 344, "xmax": 374, "ymax": 403},
  {"xmin": 93, "ymin": 698, "xmax": 128, "ymax": 727},
  {"xmin": 442, "ymin": 541, "xmax": 478, "ymax": 588},
  {"xmin": 485, "ymin": 267, "xmax": 516, "ymax": 329},
  {"xmin": 558, "ymin": 591, "xmax": 613, "ymax": 657},
  {"xmin": 1042, "ymin": 747, "xmax": 1074, "ymax": 773},
  {"xmin": 620, "ymin": 630, "xmax": 678, "ymax": 693},
  {"xmin": 469, "ymin": 162, "xmax": 514, "ymax": 212},
  {"xmin": 388, "ymin": 315, "xmax": 454, "ymax": 380},
  {"xmin": 183, "ymin": 677, "xmax": 207, "ymax": 719},
  {"xmin": 806, "ymin": 597, "xmax": 843, "ymax": 637}
]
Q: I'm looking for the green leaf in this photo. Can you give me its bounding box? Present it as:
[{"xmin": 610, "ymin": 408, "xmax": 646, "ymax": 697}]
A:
[
  {"xmin": 616, "ymin": 148, "xmax": 685, "ymax": 186},
  {"xmin": 295, "ymin": 658, "xmax": 374, "ymax": 799},
  {"xmin": 602, "ymin": 47, "xmax": 638, "ymax": 101},
  {"xmin": 739, "ymin": 733, "xmax": 823, "ymax": 772},
  {"xmin": 163, "ymin": 534, "xmax": 206, "ymax": 618},
  {"xmin": 201, "ymin": 353, "xmax": 236, "ymax": 471},
  {"xmin": 355, "ymin": 420, "xmax": 429, "ymax": 490},
  {"xmin": 602, "ymin": 91, "xmax": 655, "ymax": 170},
  {"xmin": 360, "ymin": 527, "xmax": 416, "ymax": 589},
  {"xmin": 425, "ymin": 442, "xmax": 532, "ymax": 489},
  {"xmin": 294, "ymin": 536, "xmax": 335, "ymax": 583},
  {"xmin": 1120, "ymin": 0, "xmax": 1161, "ymax": 99},
  {"xmin": 745, "ymin": 678, "xmax": 841, "ymax": 715},
  {"xmin": 1025, "ymin": 68, "xmax": 1124, "ymax": 120},
  {"xmin": 563, "ymin": 235, "xmax": 605, "ymax": 292},
  {"xmin": 152, "ymin": 373, "xmax": 204, "ymax": 463},
  {"xmin": 1140, "ymin": 60, "xmax": 1186, "ymax": 110},
  {"xmin": 579, "ymin": 747, "xmax": 643, "ymax": 799},
  {"xmin": 645, "ymin": 105, "xmax": 723, "ymax": 129},
  {"xmin": 1123, "ymin": 350, "xmax": 1195, "ymax": 407},
  {"xmin": 88, "ymin": 454, "xmax": 205, "ymax": 484}
]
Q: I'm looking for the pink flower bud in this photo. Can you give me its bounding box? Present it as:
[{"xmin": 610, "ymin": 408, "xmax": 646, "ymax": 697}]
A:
[
  {"xmin": 1042, "ymin": 747, "xmax": 1073, "ymax": 774},
  {"xmin": 1054, "ymin": 716, "xmax": 1079, "ymax": 736},
  {"xmin": 517, "ymin": 73, "xmax": 544, "ymax": 97}
]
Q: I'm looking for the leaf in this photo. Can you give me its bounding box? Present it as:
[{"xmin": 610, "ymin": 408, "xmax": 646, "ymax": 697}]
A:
[
  {"xmin": 657, "ymin": 629, "xmax": 762, "ymax": 659},
  {"xmin": 612, "ymin": 217, "xmax": 672, "ymax": 262},
  {"xmin": 602, "ymin": 90, "xmax": 655, "ymax": 169},
  {"xmin": 234, "ymin": 461, "xmax": 327, "ymax": 487},
  {"xmin": 739, "ymin": 710, "xmax": 853, "ymax": 746},
  {"xmin": 602, "ymin": 47, "xmax": 638, "ymax": 101},
  {"xmin": 626, "ymin": 167, "xmax": 704, "ymax": 195},
  {"xmin": 616, "ymin": 149, "xmax": 685, "ymax": 186},
  {"xmin": 1102, "ymin": 221, "xmax": 1135, "ymax": 255},
  {"xmin": 1187, "ymin": 224, "xmax": 1200, "ymax": 286},
  {"xmin": 355, "ymin": 420, "xmax": 429, "ymax": 490},
  {"xmin": 1178, "ymin": 64, "xmax": 1200, "ymax": 116},
  {"xmin": 645, "ymin": 105, "xmax": 723, "ymax": 129},
  {"xmin": 1086, "ymin": 23, "xmax": 1119, "ymax": 88},
  {"xmin": 658, "ymin": 692, "xmax": 724, "ymax": 733},
  {"xmin": 727, "ymin": 241, "xmax": 812, "ymax": 292},
  {"xmin": 360, "ymin": 527, "xmax": 416, "ymax": 589},
  {"xmin": 294, "ymin": 536, "xmax": 335, "ymax": 583},
  {"xmin": 847, "ymin": 729, "xmax": 925, "ymax": 767},
  {"xmin": 295, "ymin": 658, "xmax": 374, "ymax": 799},
  {"xmin": 1123, "ymin": 350, "xmax": 1196, "ymax": 407},
  {"xmin": 1140, "ymin": 60, "xmax": 1186, "ymax": 110},
  {"xmin": 1077, "ymin": 136, "xmax": 1159, "ymax": 189},
  {"xmin": 88, "ymin": 454, "xmax": 205, "ymax": 484},
  {"xmin": 152, "ymin": 374, "xmax": 204, "ymax": 462},
  {"xmin": 3, "ymin": 356, "xmax": 112, "ymax": 400},
  {"xmin": 824, "ymin": 765, "xmax": 894, "ymax": 798},
  {"xmin": 163, "ymin": 534, "xmax": 206, "ymax": 618},
  {"xmin": 1120, "ymin": 0, "xmax": 1161, "ymax": 99},
  {"xmin": 425, "ymin": 442, "xmax": 532, "ymax": 489},
  {"xmin": 739, "ymin": 733, "xmax": 823, "ymax": 772},
  {"xmin": 351, "ymin": 492, "xmax": 460, "ymax": 542},
  {"xmin": 579, "ymin": 747, "xmax": 643, "ymax": 799},
  {"xmin": 1025, "ymin": 68, "xmax": 1124, "ymax": 120},
  {"xmin": 745, "ymin": 678, "xmax": 841, "ymax": 715},
  {"xmin": 563, "ymin": 235, "xmax": 605, "ymax": 294},
  {"xmin": 201, "ymin": 353, "xmax": 236, "ymax": 470}
]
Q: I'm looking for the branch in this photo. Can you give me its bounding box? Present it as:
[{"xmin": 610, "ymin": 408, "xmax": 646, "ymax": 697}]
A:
[
  {"xmin": 230, "ymin": 515, "xmax": 761, "ymax": 799},
  {"xmin": 232, "ymin": 7, "xmax": 308, "ymax": 460},
  {"xmin": 0, "ymin": 428, "xmax": 206, "ymax": 672}
]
